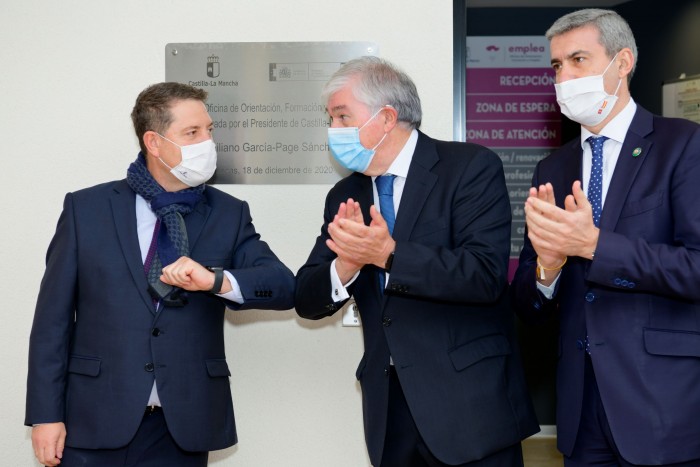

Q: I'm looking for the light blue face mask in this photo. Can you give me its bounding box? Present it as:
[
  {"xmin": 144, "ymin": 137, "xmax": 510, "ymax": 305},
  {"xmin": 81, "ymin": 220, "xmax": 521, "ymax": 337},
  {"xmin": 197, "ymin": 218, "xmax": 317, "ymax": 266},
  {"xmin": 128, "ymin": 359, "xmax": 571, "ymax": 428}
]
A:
[{"xmin": 327, "ymin": 106, "xmax": 389, "ymax": 173}]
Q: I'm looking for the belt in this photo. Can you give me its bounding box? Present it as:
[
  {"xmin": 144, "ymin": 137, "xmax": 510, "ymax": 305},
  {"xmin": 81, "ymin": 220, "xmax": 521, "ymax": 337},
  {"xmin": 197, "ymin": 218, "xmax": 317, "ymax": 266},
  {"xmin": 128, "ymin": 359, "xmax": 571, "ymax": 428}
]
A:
[{"xmin": 145, "ymin": 405, "xmax": 162, "ymax": 415}]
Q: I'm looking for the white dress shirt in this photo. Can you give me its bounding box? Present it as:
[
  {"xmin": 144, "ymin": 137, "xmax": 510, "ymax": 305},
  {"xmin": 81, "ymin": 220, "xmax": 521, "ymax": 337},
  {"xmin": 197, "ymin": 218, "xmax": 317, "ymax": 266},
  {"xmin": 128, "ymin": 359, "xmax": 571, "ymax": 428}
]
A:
[{"xmin": 538, "ymin": 99, "xmax": 637, "ymax": 298}]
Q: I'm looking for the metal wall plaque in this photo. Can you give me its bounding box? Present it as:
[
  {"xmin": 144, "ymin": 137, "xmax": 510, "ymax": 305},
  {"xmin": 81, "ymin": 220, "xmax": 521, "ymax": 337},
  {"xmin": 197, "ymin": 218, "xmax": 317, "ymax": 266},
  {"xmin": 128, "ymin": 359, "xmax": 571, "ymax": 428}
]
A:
[{"xmin": 165, "ymin": 42, "xmax": 378, "ymax": 184}]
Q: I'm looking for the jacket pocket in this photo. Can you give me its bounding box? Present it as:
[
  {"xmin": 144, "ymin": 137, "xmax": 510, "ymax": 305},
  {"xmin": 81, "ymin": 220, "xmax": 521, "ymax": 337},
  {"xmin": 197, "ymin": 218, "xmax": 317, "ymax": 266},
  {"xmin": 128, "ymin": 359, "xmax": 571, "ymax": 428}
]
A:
[
  {"xmin": 206, "ymin": 359, "xmax": 231, "ymax": 377},
  {"xmin": 620, "ymin": 191, "xmax": 663, "ymax": 218},
  {"xmin": 644, "ymin": 328, "xmax": 700, "ymax": 357},
  {"xmin": 449, "ymin": 334, "xmax": 511, "ymax": 371},
  {"xmin": 67, "ymin": 355, "xmax": 101, "ymax": 377}
]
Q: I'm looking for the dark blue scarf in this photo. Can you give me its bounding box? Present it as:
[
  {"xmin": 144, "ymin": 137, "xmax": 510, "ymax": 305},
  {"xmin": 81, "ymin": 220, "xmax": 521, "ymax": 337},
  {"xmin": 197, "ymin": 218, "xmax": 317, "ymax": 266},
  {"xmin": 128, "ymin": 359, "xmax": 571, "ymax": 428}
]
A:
[{"xmin": 126, "ymin": 152, "xmax": 205, "ymax": 300}]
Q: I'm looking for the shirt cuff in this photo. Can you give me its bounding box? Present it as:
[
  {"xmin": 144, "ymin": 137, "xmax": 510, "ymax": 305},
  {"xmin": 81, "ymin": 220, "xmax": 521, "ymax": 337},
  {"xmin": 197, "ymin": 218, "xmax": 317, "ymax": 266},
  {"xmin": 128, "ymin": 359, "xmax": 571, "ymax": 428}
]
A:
[
  {"xmin": 218, "ymin": 270, "xmax": 244, "ymax": 304},
  {"xmin": 330, "ymin": 259, "xmax": 359, "ymax": 302},
  {"xmin": 536, "ymin": 274, "xmax": 560, "ymax": 300}
]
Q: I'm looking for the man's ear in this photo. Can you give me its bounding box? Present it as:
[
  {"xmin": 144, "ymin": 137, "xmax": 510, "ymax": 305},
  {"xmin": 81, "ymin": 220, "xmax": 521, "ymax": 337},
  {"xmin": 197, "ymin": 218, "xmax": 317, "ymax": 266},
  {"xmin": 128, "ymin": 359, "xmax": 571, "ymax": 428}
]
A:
[
  {"xmin": 143, "ymin": 131, "xmax": 161, "ymax": 158},
  {"xmin": 381, "ymin": 105, "xmax": 399, "ymax": 132},
  {"xmin": 617, "ymin": 47, "xmax": 635, "ymax": 79}
]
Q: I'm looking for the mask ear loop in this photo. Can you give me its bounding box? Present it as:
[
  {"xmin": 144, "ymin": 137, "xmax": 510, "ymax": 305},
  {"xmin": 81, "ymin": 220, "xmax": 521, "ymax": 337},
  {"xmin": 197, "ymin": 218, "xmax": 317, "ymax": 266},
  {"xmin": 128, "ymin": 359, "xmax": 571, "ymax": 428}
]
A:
[
  {"xmin": 360, "ymin": 105, "xmax": 395, "ymax": 150},
  {"xmin": 154, "ymin": 132, "xmax": 181, "ymax": 170},
  {"xmin": 612, "ymin": 77, "xmax": 622, "ymax": 97},
  {"xmin": 371, "ymin": 133, "xmax": 388, "ymax": 151},
  {"xmin": 156, "ymin": 132, "xmax": 182, "ymax": 148},
  {"xmin": 602, "ymin": 52, "xmax": 620, "ymax": 74},
  {"xmin": 602, "ymin": 52, "xmax": 623, "ymax": 97},
  {"xmin": 359, "ymin": 106, "xmax": 387, "ymax": 131}
]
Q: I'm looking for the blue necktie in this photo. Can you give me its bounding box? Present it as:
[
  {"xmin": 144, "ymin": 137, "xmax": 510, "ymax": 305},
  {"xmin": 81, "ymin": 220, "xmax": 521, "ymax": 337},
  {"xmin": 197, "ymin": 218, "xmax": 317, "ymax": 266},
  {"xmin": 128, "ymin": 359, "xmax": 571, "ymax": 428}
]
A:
[
  {"xmin": 375, "ymin": 175, "xmax": 396, "ymax": 235},
  {"xmin": 375, "ymin": 175, "xmax": 396, "ymax": 292},
  {"xmin": 587, "ymin": 136, "xmax": 608, "ymax": 227}
]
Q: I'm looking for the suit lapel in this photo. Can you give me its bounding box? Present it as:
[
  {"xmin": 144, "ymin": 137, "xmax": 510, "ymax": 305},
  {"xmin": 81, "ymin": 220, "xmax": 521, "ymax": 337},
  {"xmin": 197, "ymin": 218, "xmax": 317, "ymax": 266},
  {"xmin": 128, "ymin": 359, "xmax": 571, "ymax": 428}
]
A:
[
  {"xmin": 600, "ymin": 106, "xmax": 654, "ymax": 230},
  {"xmin": 393, "ymin": 132, "xmax": 438, "ymax": 242},
  {"xmin": 110, "ymin": 180, "xmax": 156, "ymax": 314},
  {"xmin": 357, "ymin": 174, "xmax": 374, "ymax": 227},
  {"xmin": 186, "ymin": 190, "xmax": 211, "ymax": 252},
  {"xmin": 554, "ymin": 139, "xmax": 583, "ymax": 209}
]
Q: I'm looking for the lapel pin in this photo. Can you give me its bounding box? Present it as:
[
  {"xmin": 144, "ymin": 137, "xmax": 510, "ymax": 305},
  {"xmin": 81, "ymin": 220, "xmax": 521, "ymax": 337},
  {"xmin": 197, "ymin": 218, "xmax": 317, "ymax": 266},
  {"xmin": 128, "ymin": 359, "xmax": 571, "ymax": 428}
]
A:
[{"xmin": 632, "ymin": 147, "xmax": 642, "ymax": 157}]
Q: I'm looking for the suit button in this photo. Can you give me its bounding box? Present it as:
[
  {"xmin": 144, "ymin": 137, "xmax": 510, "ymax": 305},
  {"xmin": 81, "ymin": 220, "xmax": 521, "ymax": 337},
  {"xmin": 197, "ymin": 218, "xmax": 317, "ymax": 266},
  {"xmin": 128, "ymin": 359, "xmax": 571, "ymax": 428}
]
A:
[
  {"xmin": 585, "ymin": 292, "xmax": 595, "ymax": 302},
  {"xmin": 151, "ymin": 328, "xmax": 161, "ymax": 337},
  {"xmin": 614, "ymin": 278, "xmax": 621, "ymax": 285},
  {"xmin": 382, "ymin": 317, "xmax": 392, "ymax": 327},
  {"xmin": 576, "ymin": 339, "xmax": 584, "ymax": 350},
  {"xmin": 144, "ymin": 363, "xmax": 154, "ymax": 372},
  {"xmin": 384, "ymin": 367, "xmax": 390, "ymax": 377},
  {"xmin": 628, "ymin": 281, "xmax": 635, "ymax": 288},
  {"xmin": 620, "ymin": 279, "xmax": 629, "ymax": 287}
]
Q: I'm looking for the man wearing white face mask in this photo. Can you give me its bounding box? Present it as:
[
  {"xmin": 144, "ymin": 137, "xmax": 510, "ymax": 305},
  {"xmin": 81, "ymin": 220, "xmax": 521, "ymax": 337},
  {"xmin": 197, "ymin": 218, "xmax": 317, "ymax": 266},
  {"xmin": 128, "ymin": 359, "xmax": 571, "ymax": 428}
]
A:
[
  {"xmin": 296, "ymin": 56, "xmax": 539, "ymax": 467},
  {"xmin": 26, "ymin": 82, "xmax": 295, "ymax": 466},
  {"xmin": 511, "ymin": 9, "xmax": 700, "ymax": 467}
]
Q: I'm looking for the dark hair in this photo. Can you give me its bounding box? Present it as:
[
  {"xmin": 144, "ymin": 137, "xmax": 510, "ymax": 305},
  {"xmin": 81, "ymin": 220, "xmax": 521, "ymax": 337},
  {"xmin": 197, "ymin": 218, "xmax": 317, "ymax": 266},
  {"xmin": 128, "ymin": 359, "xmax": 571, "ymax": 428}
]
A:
[{"xmin": 131, "ymin": 82, "xmax": 208, "ymax": 154}]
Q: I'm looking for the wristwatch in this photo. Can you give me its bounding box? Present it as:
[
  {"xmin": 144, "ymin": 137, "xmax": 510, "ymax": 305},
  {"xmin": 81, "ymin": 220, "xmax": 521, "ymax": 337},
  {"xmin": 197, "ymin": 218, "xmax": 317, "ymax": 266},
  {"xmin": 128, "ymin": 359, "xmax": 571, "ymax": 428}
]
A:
[{"xmin": 206, "ymin": 267, "xmax": 224, "ymax": 294}]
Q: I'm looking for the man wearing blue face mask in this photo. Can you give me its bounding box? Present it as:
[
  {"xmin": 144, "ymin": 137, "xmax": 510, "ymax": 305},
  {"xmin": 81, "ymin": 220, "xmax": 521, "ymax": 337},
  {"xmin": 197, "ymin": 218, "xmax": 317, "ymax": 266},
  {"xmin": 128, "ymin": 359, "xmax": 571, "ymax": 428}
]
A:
[
  {"xmin": 296, "ymin": 56, "xmax": 539, "ymax": 467},
  {"xmin": 511, "ymin": 9, "xmax": 700, "ymax": 467},
  {"xmin": 25, "ymin": 82, "xmax": 295, "ymax": 466}
]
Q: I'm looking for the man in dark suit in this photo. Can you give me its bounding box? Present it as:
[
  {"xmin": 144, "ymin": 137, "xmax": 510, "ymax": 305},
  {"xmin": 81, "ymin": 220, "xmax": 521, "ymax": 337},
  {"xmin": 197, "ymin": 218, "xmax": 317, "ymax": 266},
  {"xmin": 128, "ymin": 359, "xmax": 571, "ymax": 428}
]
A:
[
  {"xmin": 26, "ymin": 82, "xmax": 295, "ymax": 466},
  {"xmin": 295, "ymin": 56, "xmax": 539, "ymax": 467},
  {"xmin": 511, "ymin": 9, "xmax": 700, "ymax": 466}
]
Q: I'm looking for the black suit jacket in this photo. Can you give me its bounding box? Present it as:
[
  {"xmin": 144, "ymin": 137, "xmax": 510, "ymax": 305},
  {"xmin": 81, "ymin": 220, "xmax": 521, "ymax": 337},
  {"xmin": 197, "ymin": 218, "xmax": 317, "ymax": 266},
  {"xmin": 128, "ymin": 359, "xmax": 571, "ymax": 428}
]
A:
[
  {"xmin": 511, "ymin": 106, "xmax": 700, "ymax": 464},
  {"xmin": 296, "ymin": 132, "xmax": 539, "ymax": 465},
  {"xmin": 25, "ymin": 180, "xmax": 295, "ymax": 452}
]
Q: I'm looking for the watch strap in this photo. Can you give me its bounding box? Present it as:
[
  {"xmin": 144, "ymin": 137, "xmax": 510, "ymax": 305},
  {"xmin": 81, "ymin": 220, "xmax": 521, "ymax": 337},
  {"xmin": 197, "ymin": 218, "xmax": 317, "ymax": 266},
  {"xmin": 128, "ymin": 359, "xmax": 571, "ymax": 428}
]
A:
[
  {"xmin": 207, "ymin": 267, "xmax": 224, "ymax": 294},
  {"xmin": 384, "ymin": 251, "xmax": 395, "ymax": 272}
]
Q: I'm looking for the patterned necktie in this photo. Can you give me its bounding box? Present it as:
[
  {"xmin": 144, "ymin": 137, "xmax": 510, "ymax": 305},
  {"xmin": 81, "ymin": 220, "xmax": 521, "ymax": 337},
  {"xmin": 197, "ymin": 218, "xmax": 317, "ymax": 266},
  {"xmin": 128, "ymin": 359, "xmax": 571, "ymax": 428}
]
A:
[
  {"xmin": 143, "ymin": 219, "xmax": 161, "ymax": 276},
  {"xmin": 143, "ymin": 219, "xmax": 161, "ymax": 308},
  {"xmin": 375, "ymin": 175, "xmax": 396, "ymax": 292},
  {"xmin": 375, "ymin": 175, "xmax": 396, "ymax": 235},
  {"xmin": 587, "ymin": 136, "xmax": 608, "ymax": 227}
]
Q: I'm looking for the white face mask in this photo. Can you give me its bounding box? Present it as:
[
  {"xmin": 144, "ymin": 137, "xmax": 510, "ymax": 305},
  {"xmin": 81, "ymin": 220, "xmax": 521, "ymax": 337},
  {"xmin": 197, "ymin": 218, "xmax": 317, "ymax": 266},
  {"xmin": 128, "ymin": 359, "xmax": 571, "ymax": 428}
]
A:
[
  {"xmin": 156, "ymin": 134, "xmax": 217, "ymax": 187},
  {"xmin": 554, "ymin": 53, "xmax": 622, "ymax": 127}
]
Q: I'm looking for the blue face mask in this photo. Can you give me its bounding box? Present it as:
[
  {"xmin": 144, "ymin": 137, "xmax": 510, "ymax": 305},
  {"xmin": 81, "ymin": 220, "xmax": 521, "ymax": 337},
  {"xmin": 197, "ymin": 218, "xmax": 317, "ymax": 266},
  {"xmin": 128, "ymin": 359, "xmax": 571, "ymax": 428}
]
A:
[{"xmin": 327, "ymin": 107, "xmax": 389, "ymax": 173}]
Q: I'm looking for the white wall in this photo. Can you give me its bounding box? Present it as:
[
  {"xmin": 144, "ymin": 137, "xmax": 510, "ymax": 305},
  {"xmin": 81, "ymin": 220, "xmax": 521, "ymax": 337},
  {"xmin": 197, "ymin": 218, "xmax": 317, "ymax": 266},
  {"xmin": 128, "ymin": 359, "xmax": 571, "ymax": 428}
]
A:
[{"xmin": 1, "ymin": 1, "xmax": 453, "ymax": 465}]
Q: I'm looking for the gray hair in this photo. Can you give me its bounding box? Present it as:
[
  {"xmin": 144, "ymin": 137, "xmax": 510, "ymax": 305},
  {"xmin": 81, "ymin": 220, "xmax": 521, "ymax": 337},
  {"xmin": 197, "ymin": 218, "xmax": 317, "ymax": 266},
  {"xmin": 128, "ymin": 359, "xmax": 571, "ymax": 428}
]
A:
[
  {"xmin": 321, "ymin": 56, "xmax": 422, "ymax": 130},
  {"xmin": 546, "ymin": 9, "xmax": 638, "ymax": 81}
]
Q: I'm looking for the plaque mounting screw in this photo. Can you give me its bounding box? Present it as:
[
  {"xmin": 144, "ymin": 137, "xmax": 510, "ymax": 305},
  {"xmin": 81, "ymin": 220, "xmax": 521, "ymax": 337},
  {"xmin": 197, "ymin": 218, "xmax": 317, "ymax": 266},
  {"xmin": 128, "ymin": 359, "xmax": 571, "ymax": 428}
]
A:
[{"xmin": 171, "ymin": 48, "xmax": 178, "ymax": 56}]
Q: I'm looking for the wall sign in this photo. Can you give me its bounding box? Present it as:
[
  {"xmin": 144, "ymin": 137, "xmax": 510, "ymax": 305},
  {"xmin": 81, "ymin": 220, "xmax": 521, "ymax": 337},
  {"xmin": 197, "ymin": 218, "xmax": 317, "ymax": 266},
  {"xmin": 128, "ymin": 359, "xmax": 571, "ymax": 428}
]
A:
[{"xmin": 166, "ymin": 42, "xmax": 378, "ymax": 184}]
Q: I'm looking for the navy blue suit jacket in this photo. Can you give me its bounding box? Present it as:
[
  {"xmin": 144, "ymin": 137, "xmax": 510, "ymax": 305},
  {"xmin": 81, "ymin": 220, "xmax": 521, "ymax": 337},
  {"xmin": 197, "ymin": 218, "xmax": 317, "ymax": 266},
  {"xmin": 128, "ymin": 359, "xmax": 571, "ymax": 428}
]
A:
[
  {"xmin": 296, "ymin": 132, "xmax": 539, "ymax": 466},
  {"xmin": 25, "ymin": 180, "xmax": 295, "ymax": 452},
  {"xmin": 511, "ymin": 106, "xmax": 700, "ymax": 465}
]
